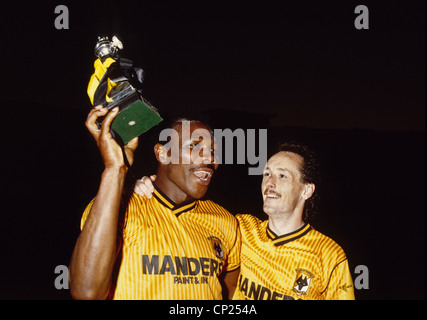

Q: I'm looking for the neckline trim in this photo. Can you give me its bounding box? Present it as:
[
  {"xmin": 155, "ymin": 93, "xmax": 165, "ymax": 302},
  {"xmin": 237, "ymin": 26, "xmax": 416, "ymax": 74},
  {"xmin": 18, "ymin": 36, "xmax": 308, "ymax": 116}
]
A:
[
  {"xmin": 152, "ymin": 184, "xmax": 197, "ymax": 216},
  {"xmin": 266, "ymin": 223, "xmax": 312, "ymax": 246}
]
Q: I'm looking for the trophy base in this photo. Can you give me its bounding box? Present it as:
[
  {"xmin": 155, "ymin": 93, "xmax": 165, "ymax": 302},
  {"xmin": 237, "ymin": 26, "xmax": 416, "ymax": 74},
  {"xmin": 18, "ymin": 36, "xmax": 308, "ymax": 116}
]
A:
[
  {"xmin": 96, "ymin": 90, "xmax": 163, "ymax": 145},
  {"xmin": 111, "ymin": 98, "xmax": 163, "ymax": 145}
]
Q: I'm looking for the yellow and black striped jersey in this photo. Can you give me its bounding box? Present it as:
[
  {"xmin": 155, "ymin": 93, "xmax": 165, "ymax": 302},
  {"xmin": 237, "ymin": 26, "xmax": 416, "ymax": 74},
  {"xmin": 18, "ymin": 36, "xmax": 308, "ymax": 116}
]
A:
[
  {"xmin": 81, "ymin": 184, "xmax": 241, "ymax": 300},
  {"xmin": 233, "ymin": 214, "xmax": 354, "ymax": 300}
]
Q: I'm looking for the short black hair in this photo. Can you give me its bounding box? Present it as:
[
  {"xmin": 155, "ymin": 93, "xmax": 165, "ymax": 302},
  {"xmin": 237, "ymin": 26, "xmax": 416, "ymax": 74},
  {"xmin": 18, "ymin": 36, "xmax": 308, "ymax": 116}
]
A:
[
  {"xmin": 276, "ymin": 141, "xmax": 321, "ymax": 223},
  {"xmin": 151, "ymin": 116, "xmax": 213, "ymax": 145}
]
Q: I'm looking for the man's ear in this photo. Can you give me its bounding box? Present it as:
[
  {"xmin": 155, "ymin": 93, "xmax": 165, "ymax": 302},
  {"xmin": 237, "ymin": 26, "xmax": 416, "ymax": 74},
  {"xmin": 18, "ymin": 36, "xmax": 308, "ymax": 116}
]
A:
[
  {"xmin": 154, "ymin": 143, "xmax": 167, "ymax": 164},
  {"xmin": 302, "ymin": 183, "xmax": 315, "ymax": 200}
]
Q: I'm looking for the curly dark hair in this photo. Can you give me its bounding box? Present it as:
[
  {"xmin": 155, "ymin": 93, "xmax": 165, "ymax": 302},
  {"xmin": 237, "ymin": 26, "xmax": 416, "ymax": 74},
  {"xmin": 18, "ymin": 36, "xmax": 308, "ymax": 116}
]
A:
[{"xmin": 275, "ymin": 142, "xmax": 321, "ymax": 223}]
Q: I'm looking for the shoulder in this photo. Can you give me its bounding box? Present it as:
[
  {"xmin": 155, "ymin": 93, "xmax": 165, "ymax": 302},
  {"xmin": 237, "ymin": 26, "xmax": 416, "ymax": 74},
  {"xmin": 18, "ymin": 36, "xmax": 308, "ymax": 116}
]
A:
[
  {"xmin": 196, "ymin": 200, "xmax": 236, "ymax": 219},
  {"xmin": 129, "ymin": 191, "xmax": 152, "ymax": 204},
  {"xmin": 126, "ymin": 192, "xmax": 151, "ymax": 208},
  {"xmin": 196, "ymin": 200, "xmax": 239, "ymax": 231},
  {"xmin": 196, "ymin": 200, "xmax": 240, "ymax": 244},
  {"xmin": 235, "ymin": 214, "xmax": 266, "ymax": 236},
  {"xmin": 123, "ymin": 192, "xmax": 160, "ymax": 221},
  {"xmin": 79, "ymin": 193, "xmax": 147, "ymax": 230},
  {"xmin": 308, "ymin": 227, "xmax": 347, "ymax": 262},
  {"xmin": 119, "ymin": 192, "xmax": 150, "ymax": 218},
  {"xmin": 236, "ymin": 213, "xmax": 262, "ymax": 225}
]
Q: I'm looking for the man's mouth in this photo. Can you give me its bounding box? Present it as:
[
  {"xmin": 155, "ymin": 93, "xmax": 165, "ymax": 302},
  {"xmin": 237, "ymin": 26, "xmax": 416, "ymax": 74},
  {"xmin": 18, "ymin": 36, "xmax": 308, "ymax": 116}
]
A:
[
  {"xmin": 264, "ymin": 190, "xmax": 281, "ymax": 199},
  {"xmin": 193, "ymin": 170, "xmax": 212, "ymax": 181},
  {"xmin": 191, "ymin": 165, "xmax": 215, "ymax": 185}
]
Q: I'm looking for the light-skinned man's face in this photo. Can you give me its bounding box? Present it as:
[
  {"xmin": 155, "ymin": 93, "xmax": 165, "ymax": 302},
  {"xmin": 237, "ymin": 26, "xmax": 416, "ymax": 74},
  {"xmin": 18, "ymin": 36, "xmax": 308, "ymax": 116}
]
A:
[{"xmin": 261, "ymin": 151, "xmax": 313, "ymax": 217}]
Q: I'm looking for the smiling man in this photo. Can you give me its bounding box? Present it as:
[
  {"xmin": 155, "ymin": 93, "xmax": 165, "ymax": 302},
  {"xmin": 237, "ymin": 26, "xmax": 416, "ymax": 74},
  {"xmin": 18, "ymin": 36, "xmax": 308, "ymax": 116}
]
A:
[
  {"xmin": 69, "ymin": 107, "xmax": 240, "ymax": 300},
  {"xmin": 233, "ymin": 142, "xmax": 355, "ymax": 300},
  {"xmin": 134, "ymin": 141, "xmax": 355, "ymax": 300}
]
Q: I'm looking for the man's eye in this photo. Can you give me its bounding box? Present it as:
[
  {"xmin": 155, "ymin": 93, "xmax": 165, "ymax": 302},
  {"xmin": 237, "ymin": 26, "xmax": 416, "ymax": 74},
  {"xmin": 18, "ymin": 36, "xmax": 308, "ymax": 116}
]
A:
[
  {"xmin": 279, "ymin": 174, "xmax": 286, "ymax": 179},
  {"xmin": 263, "ymin": 172, "xmax": 270, "ymax": 177}
]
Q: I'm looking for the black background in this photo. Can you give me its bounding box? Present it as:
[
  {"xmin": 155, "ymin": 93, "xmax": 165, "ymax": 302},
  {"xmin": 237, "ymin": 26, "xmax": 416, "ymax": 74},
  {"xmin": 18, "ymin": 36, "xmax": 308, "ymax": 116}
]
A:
[{"xmin": 0, "ymin": 1, "xmax": 424, "ymax": 300}]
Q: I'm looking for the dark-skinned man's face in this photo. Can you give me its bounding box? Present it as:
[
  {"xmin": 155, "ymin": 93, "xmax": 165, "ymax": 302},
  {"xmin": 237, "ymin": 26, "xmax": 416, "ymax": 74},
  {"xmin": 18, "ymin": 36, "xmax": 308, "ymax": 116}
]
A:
[{"xmin": 159, "ymin": 121, "xmax": 219, "ymax": 200}]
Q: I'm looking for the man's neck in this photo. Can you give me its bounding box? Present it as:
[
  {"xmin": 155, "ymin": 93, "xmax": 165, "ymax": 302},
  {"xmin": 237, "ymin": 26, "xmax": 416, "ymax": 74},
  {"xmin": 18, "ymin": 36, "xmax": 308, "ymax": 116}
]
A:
[
  {"xmin": 154, "ymin": 175, "xmax": 193, "ymax": 205},
  {"xmin": 267, "ymin": 213, "xmax": 305, "ymax": 236}
]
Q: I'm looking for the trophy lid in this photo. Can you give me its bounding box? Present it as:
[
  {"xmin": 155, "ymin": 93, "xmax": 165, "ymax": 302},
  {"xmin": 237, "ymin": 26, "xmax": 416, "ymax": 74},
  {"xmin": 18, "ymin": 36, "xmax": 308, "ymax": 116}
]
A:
[{"xmin": 94, "ymin": 36, "xmax": 123, "ymax": 60}]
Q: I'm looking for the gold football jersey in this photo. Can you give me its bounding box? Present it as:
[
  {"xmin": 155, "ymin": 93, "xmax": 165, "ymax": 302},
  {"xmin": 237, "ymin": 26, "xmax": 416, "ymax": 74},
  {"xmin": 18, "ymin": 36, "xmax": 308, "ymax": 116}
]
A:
[
  {"xmin": 81, "ymin": 185, "xmax": 241, "ymax": 300},
  {"xmin": 233, "ymin": 214, "xmax": 354, "ymax": 300}
]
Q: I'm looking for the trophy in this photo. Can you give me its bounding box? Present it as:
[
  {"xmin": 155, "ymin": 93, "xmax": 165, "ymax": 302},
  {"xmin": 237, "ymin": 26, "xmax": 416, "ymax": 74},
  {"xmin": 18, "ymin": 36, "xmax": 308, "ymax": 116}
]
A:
[{"xmin": 87, "ymin": 36, "xmax": 163, "ymax": 146}]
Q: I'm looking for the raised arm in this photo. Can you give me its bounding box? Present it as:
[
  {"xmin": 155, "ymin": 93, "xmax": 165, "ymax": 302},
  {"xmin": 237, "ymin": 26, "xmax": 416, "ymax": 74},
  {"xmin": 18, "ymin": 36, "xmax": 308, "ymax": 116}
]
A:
[{"xmin": 69, "ymin": 106, "xmax": 138, "ymax": 300}]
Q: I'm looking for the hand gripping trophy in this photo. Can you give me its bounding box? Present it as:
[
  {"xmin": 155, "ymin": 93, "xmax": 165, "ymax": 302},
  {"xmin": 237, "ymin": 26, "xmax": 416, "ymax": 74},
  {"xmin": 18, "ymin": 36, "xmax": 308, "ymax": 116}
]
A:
[{"xmin": 87, "ymin": 36, "xmax": 163, "ymax": 147}]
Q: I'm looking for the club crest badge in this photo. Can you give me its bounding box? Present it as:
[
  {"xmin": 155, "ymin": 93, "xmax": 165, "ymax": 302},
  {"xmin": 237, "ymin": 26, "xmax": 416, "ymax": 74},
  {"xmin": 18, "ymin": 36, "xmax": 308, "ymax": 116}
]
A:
[
  {"xmin": 208, "ymin": 236, "xmax": 224, "ymax": 260},
  {"xmin": 293, "ymin": 268, "xmax": 315, "ymax": 295}
]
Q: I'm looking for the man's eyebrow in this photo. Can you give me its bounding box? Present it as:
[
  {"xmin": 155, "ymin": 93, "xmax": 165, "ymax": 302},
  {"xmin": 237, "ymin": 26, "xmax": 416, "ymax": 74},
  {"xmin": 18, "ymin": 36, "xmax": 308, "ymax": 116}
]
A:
[
  {"xmin": 264, "ymin": 167, "xmax": 294, "ymax": 175},
  {"xmin": 182, "ymin": 137, "xmax": 202, "ymax": 143},
  {"xmin": 265, "ymin": 166, "xmax": 288, "ymax": 171},
  {"xmin": 183, "ymin": 137, "xmax": 216, "ymax": 146},
  {"xmin": 191, "ymin": 138, "xmax": 211, "ymax": 145}
]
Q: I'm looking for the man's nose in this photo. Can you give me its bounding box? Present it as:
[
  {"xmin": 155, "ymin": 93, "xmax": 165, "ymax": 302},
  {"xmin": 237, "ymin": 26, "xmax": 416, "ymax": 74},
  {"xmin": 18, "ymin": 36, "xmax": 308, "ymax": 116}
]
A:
[
  {"xmin": 200, "ymin": 148, "xmax": 219, "ymax": 169},
  {"xmin": 266, "ymin": 176, "xmax": 276, "ymax": 189}
]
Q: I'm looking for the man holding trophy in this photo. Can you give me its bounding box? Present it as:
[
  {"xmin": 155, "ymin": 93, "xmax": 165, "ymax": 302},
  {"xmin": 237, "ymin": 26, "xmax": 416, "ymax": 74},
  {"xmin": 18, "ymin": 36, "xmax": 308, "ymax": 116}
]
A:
[{"xmin": 68, "ymin": 37, "xmax": 241, "ymax": 300}]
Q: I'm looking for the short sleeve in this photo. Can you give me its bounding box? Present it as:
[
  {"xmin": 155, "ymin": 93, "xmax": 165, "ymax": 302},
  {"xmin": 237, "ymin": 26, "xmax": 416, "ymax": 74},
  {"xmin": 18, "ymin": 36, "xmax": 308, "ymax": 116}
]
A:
[
  {"xmin": 80, "ymin": 198, "xmax": 95, "ymax": 230},
  {"xmin": 79, "ymin": 197, "xmax": 127, "ymax": 241},
  {"xmin": 223, "ymin": 219, "xmax": 241, "ymax": 273},
  {"xmin": 323, "ymin": 259, "xmax": 355, "ymax": 300}
]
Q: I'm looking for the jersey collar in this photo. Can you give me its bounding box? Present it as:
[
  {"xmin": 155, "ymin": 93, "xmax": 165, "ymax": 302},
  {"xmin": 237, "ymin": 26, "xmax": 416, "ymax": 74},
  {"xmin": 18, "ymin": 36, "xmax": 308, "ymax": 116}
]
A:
[
  {"xmin": 266, "ymin": 223, "xmax": 312, "ymax": 246},
  {"xmin": 152, "ymin": 183, "xmax": 197, "ymax": 217}
]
